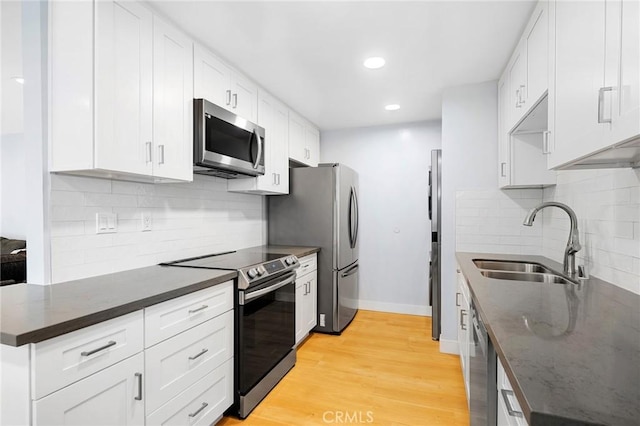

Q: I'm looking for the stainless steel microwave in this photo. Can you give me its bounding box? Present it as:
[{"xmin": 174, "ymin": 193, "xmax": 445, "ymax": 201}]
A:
[{"xmin": 193, "ymin": 98, "xmax": 265, "ymax": 178}]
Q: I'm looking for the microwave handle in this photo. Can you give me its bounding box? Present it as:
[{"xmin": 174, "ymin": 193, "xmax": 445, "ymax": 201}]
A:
[{"xmin": 253, "ymin": 130, "xmax": 263, "ymax": 170}]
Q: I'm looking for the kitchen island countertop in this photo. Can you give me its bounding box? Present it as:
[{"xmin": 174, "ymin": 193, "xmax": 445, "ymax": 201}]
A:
[{"xmin": 456, "ymin": 252, "xmax": 640, "ymax": 426}]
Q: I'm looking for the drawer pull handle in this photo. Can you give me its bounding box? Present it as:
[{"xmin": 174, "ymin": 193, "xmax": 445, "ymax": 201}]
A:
[
  {"xmin": 455, "ymin": 292, "xmax": 461, "ymax": 307},
  {"xmin": 189, "ymin": 402, "xmax": 209, "ymax": 418},
  {"xmin": 501, "ymin": 389, "xmax": 523, "ymax": 418},
  {"xmin": 189, "ymin": 348, "xmax": 209, "ymax": 360},
  {"xmin": 188, "ymin": 305, "xmax": 208, "ymax": 314},
  {"xmin": 134, "ymin": 373, "xmax": 143, "ymax": 401},
  {"xmin": 81, "ymin": 340, "xmax": 116, "ymax": 357}
]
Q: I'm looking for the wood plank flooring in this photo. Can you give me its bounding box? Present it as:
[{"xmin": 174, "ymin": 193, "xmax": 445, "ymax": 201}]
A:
[{"xmin": 219, "ymin": 310, "xmax": 469, "ymax": 425}]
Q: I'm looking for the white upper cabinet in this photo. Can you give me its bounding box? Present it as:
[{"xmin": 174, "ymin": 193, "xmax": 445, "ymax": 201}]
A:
[
  {"xmin": 228, "ymin": 90, "xmax": 290, "ymax": 195},
  {"xmin": 289, "ymin": 111, "xmax": 320, "ymax": 167},
  {"xmin": 548, "ymin": 0, "xmax": 640, "ymax": 169},
  {"xmin": 193, "ymin": 44, "xmax": 258, "ymax": 123},
  {"xmin": 50, "ymin": 0, "xmax": 194, "ymax": 183},
  {"xmin": 505, "ymin": 0, "xmax": 549, "ymax": 131},
  {"xmin": 498, "ymin": 75, "xmax": 511, "ymax": 188},
  {"xmin": 153, "ymin": 17, "xmax": 194, "ymax": 182}
]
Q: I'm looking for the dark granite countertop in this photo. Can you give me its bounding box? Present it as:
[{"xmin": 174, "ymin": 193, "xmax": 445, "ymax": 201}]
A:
[
  {"xmin": 0, "ymin": 266, "xmax": 236, "ymax": 346},
  {"xmin": 0, "ymin": 245, "xmax": 318, "ymax": 347},
  {"xmin": 456, "ymin": 252, "xmax": 640, "ymax": 426}
]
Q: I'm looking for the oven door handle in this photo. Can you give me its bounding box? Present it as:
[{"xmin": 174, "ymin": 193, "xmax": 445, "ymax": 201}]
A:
[{"xmin": 241, "ymin": 273, "xmax": 296, "ymax": 305}]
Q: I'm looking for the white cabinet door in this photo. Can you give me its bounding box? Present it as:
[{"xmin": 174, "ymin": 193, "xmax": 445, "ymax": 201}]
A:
[
  {"xmin": 304, "ymin": 125, "xmax": 320, "ymax": 167},
  {"xmin": 288, "ymin": 111, "xmax": 307, "ymax": 164},
  {"xmin": 95, "ymin": 0, "xmax": 153, "ymax": 176},
  {"xmin": 303, "ymin": 274, "xmax": 318, "ymax": 332},
  {"xmin": 153, "ymin": 17, "xmax": 193, "ymax": 181},
  {"xmin": 525, "ymin": 1, "xmax": 548, "ymax": 107},
  {"xmin": 498, "ymin": 74, "xmax": 511, "ymax": 188},
  {"xmin": 273, "ymin": 100, "xmax": 290, "ymax": 193},
  {"xmin": 456, "ymin": 267, "xmax": 470, "ymax": 403},
  {"xmin": 232, "ymin": 73, "xmax": 258, "ymax": 123},
  {"xmin": 33, "ymin": 353, "xmax": 145, "ymax": 425},
  {"xmin": 548, "ymin": 0, "xmax": 607, "ymax": 168},
  {"xmin": 193, "ymin": 44, "xmax": 233, "ymax": 109},
  {"xmin": 507, "ymin": 45, "xmax": 527, "ymax": 131}
]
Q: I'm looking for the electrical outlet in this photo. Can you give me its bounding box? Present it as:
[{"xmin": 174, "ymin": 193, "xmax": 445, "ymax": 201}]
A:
[
  {"xmin": 96, "ymin": 213, "xmax": 117, "ymax": 234},
  {"xmin": 141, "ymin": 211, "xmax": 152, "ymax": 231}
]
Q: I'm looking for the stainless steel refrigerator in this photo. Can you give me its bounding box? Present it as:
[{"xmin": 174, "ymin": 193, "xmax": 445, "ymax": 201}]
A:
[
  {"xmin": 268, "ymin": 163, "xmax": 359, "ymax": 334},
  {"xmin": 428, "ymin": 149, "xmax": 442, "ymax": 340}
]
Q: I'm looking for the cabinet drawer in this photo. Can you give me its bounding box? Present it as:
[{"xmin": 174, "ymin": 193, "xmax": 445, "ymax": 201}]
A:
[
  {"xmin": 297, "ymin": 254, "xmax": 317, "ymax": 275},
  {"xmin": 33, "ymin": 352, "xmax": 144, "ymax": 425},
  {"xmin": 145, "ymin": 310, "xmax": 233, "ymax": 414},
  {"xmin": 145, "ymin": 281, "xmax": 233, "ymax": 347},
  {"xmin": 146, "ymin": 358, "xmax": 233, "ymax": 426},
  {"xmin": 32, "ymin": 311, "xmax": 144, "ymax": 400}
]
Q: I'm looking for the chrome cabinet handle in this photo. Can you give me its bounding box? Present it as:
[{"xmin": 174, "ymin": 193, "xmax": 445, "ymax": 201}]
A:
[
  {"xmin": 188, "ymin": 348, "xmax": 209, "ymax": 360},
  {"xmin": 145, "ymin": 142, "xmax": 152, "ymax": 163},
  {"xmin": 500, "ymin": 162, "xmax": 507, "ymax": 177},
  {"xmin": 515, "ymin": 89, "xmax": 521, "ymax": 108},
  {"xmin": 134, "ymin": 373, "xmax": 143, "ymax": 401},
  {"xmin": 273, "ymin": 173, "xmax": 277, "ymax": 185},
  {"xmin": 188, "ymin": 402, "xmax": 209, "ymax": 418},
  {"xmin": 188, "ymin": 305, "xmax": 208, "ymax": 314},
  {"xmin": 460, "ymin": 309, "xmax": 467, "ymax": 330},
  {"xmin": 542, "ymin": 131, "xmax": 551, "ymax": 154},
  {"xmin": 225, "ymin": 90, "xmax": 231, "ymax": 106},
  {"xmin": 158, "ymin": 144, "xmax": 165, "ymax": 165},
  {"xmin": 598, "ymin": 86, "xmax": 613, "ymax": 124},
  {"xmin": 455, "ymin": 292, "xmax": 461, "ymax": 307},
  {"xmin": 519, "ymin": 84, "xmax": 526, "ymax": 104},
  {"xmin": 81, "ymin": 340, "xmax": 116, "ymax": 357},
  {"xmin": 276, "ymin": 173, "xmax": 281, "ymax": 185},
  {"xmin": 501, "ymin": 389, "xmax": 523, "ymax": 417},
  {"xmin": 232, "ymin": 93, "xmax": 238, "ymax": 109}
]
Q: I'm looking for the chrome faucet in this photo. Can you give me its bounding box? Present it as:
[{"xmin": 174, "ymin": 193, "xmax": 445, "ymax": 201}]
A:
[{"xmin": 523, "ymin": 202, "xmax": 581, "ymax": 277}]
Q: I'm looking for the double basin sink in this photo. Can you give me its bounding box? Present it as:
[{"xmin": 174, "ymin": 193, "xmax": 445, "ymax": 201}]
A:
[{"xmin": 473, "ymin": 260, "xmax": 578, "ymax": 285}]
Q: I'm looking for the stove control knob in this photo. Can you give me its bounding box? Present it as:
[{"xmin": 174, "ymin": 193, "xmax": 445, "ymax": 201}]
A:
[
  {"xmin": 247, "ymin": 268, "xmax": 259, "ymax": 279},
  {"xmin": 285, "ymin": 256, "xmax": 295, "ymax": 266},
  {"xmin": 257, "ymin": 265, "xmax": 267, "ymax": 276}
]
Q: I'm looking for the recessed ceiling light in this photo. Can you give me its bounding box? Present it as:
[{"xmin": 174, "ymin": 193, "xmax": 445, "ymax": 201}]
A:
[
  {"xmin": 11, "ymin": 76, "xmax": 24, "ymax": 85},
  {"xmin": 385, "ymin": 104, "xmax": 400, "ymax": 111},
  {"xmin": 363, "ymin": 57, "xmax": 385, "ymax": 69}
]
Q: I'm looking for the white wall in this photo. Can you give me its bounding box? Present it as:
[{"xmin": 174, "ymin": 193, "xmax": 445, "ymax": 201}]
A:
[
  {"xmin": 441, "ymin": 81, "xmax": 498, "ymax": 346},
  {"xmin": 321, "ymin": 121, "xmax": 442, "ymax": 315},
  {"xmin": 540, "ymin": 169, "xmax": 640, "ymax": 294},
  {"xmin": 50, "ymin": 174, "xmax": 265, "ymax": 283}
]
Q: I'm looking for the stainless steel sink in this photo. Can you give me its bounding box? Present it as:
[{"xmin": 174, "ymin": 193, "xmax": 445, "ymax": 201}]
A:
[
  {"xmin": 473, "ymin": 259, "xmax": 556, "ymax": 275},
  {"xmin": 479, "ymin": 270, "xmax": 576, "ymax": 285}
]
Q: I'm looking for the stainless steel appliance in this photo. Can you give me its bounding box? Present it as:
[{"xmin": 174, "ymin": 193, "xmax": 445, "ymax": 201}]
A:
[
  {"xmin": 428, "ymin": 149, "xmax": 442, "ymax": 340},
  {"xmin": 160, "ymin": 250, "xmax": 299, "ymax": 418},
  {"xmin": 193, "ymin": 98, "xmax": 265, "ymax": 178},
  {"xmin": 268, "ymin": 163, "xmax": 359, "ymax": 334},
  {"xmin": 469, "ymin": 301, "xmax": 497, "ymax": 426}
]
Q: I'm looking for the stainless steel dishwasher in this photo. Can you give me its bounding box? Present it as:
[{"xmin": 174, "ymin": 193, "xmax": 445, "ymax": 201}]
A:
[{"xmin": 469, "ymin": 301, "xmax": 497, "ymax": 426}]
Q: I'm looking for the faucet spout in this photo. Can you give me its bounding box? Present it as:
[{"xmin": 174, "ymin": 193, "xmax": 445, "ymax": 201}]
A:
[{"xmin": 523, "ymin": 202, "xmax": 581, "ymax": 277}]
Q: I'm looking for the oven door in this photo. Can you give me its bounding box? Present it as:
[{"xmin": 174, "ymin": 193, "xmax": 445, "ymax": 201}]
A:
[{"xmin": 237, "ymin": 271, "xmax": 296, "ymax": 395}]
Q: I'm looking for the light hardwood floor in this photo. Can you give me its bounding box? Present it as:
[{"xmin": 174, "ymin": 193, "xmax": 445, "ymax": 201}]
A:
[{"xmin": 219, "ymin": 310, "xmax": 469, "ymax": 426}]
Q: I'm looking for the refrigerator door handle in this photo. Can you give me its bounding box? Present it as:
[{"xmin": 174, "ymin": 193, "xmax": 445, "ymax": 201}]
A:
[
  {"xmin": 428, "ymin": 259, "xmax": 433, "ymax": 306},
  {"xmin": 341, "ymin": 263, "xmax": 359, "ymax": 278},
  {"xmin": 428, "ymin": 170, "xmax": 432, "ymax": 220},
  {"xmin": 352, "ymin": 186, "xmax": 359, "ymax": 247},
  {"xmin": 348, "ymin": 187, "xmax": 356, "ymax": 249}
]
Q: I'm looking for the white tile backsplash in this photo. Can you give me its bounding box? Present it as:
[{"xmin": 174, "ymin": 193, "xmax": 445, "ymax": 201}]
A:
[
  {"xmin": 49, "ymin": 174, "xmax": 265, "ymax": 283},
  {"xmin": 455, "ymin": 189, "xmax": 544, "ymax": 255},
  {"xmin": 541, "ymin": 169, "xmax": 640, "ymax": 294}
]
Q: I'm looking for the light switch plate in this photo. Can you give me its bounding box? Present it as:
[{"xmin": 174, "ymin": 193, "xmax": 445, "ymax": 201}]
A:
[{"xmin": 96, "ymin": 213, "xmax": 117, "ymax": 234}]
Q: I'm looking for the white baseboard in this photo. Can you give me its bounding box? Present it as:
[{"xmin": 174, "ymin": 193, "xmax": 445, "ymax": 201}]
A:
[
  {"xmin": 358, "ymin": 300, "xmax": 432, "ymax": 317},
  {"xmin": 439, "ymin": 338, "xmax": 459, "ymax": 355}
]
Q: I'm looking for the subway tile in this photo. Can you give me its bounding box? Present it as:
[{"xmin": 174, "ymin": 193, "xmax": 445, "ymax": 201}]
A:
[
  {"xmin": 51, "ymin": 175, "xmax": 112, "ymax": 193},
  {"xmin": 50, "ymin": 191, "xmax": 85, "ymax": 206},
  {"xmin": 85, "ymin": 193, "xmax": 138, "ymax": 208}
]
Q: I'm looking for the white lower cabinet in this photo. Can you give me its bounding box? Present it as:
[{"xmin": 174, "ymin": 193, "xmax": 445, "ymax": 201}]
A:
[
  {"xmin": 497, "ymin": 357, "xmax": 528, "ymax": 426},
  {"xmin": 146, "ymin": 359, "xmax": 233, "ymax": 426},
  {"xmin": 33, "ymin": 352, "xmax": 145, "ymax": 425},
  {"xmin": 456, "ymin": 264, "xmax": 471, "ymax": 402},
  {"xmin": 295, "ymin": 254, "xmax": 318, "ymax": 345}
]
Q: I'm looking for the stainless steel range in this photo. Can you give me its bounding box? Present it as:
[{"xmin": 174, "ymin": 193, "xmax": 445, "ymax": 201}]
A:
[{"xmin": 161, "ymin": 250, "xmax": 299, "ymax": 418}]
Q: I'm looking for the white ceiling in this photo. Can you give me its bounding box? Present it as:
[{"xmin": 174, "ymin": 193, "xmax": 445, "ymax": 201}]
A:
[{"xmin": 150, "ymin": 0, "xmax": 536, "ymax": 130}]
